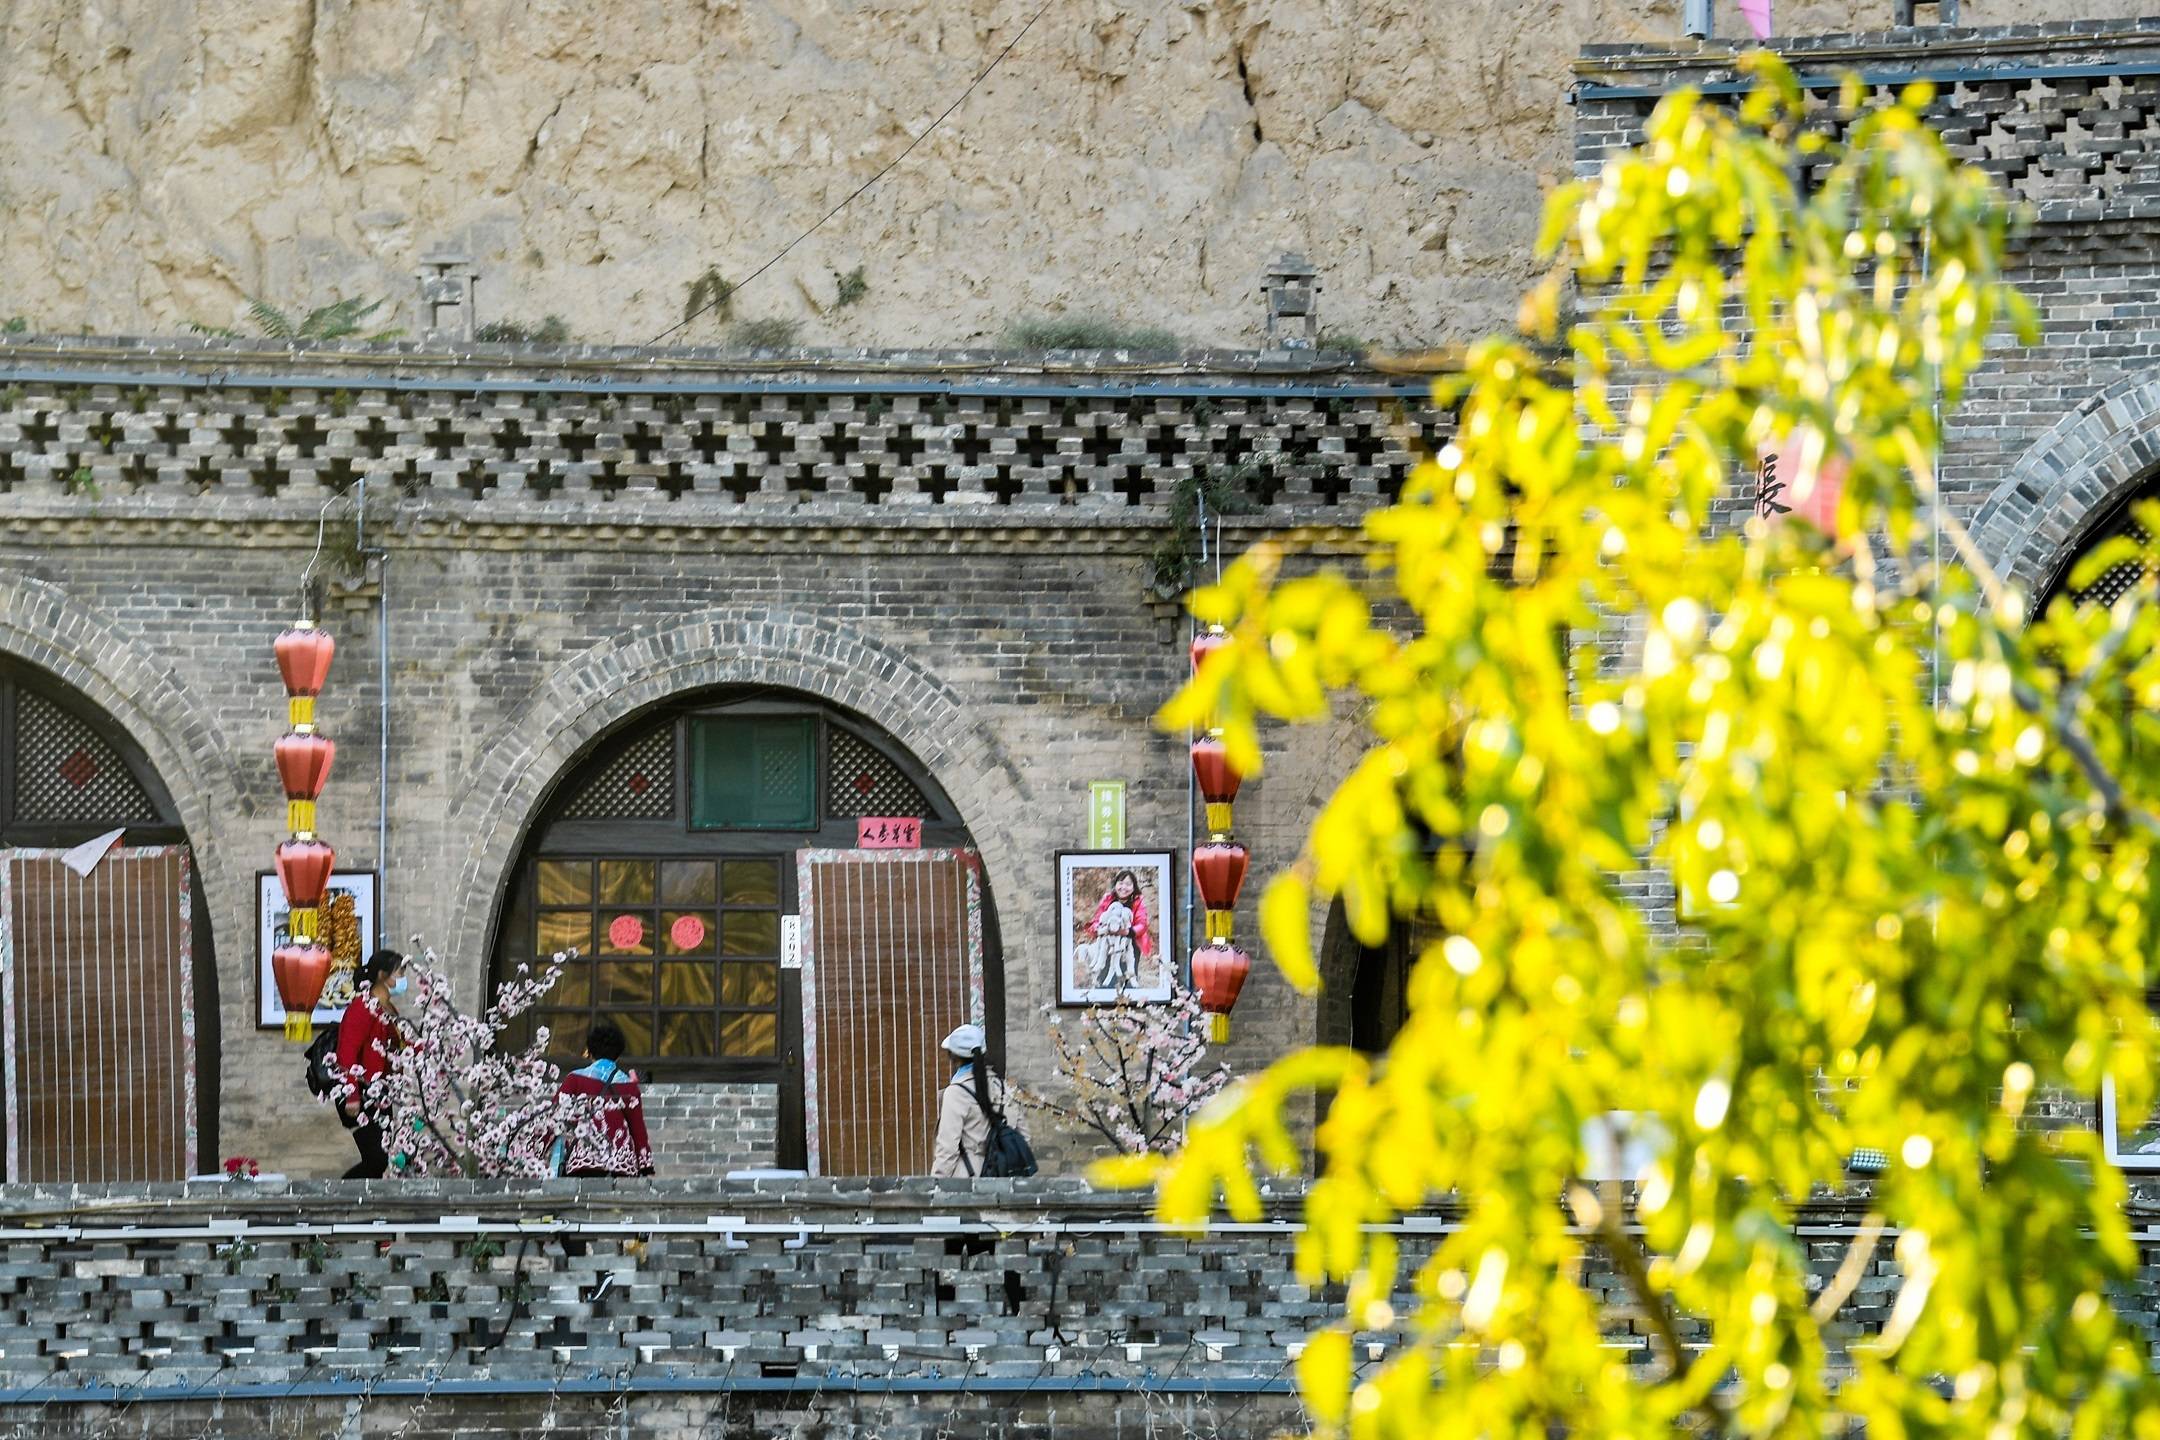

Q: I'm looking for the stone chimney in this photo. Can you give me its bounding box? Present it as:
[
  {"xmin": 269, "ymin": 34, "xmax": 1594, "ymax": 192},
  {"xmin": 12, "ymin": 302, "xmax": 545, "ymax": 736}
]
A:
[
  {"xmin": 414, "ymin": 250, "xmax": 477, "ymax": 343},
  {"xmin": 1893, "ymin": 0, "xmax": 1958, "ymax": 24},
  {"xmin": 1261, "ymin": 253, "xmax": 1319, "ymax": 351}
]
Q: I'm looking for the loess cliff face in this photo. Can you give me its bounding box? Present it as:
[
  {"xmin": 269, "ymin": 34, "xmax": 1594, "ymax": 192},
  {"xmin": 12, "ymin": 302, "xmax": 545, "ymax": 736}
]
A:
[{"xmin": 0, "ymin": 0, "xmax": 2136, "ymax": 349}]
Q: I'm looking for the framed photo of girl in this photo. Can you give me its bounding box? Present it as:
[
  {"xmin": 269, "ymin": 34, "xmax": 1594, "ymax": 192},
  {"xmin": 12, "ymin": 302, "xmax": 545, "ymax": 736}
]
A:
[{"xmin": 1056, "ymin": 850, "xmax": 1176, "ymax": 1007}]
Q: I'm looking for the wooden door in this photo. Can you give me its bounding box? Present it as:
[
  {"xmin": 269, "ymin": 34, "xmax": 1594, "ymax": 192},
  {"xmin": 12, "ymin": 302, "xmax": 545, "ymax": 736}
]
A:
[
  {"xmin": 0, "ymin": 847, "xmax": 196, "ymax": 1181},
  {"xmin": 798, "ymin": 849, "xmax": 984, "ymax": 1175}
]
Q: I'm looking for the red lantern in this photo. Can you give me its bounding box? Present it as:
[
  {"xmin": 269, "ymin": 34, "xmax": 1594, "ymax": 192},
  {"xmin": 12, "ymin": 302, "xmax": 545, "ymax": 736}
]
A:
[
  {"xmin": 1190, "ymin": 624, "xmax": 1231, "ymax": 675},
  {"xmin": 1190, "ymin": 941, "xmax": 1251, "ymax": 1042},
  {"xmin": 272, "ymin": 941, "xmax": 334, "ymax": 1042},
  {"xmin": 275, "ymin": 623, "xmax": 336, "ymax": 697},
  {"xmin": 1192, "ymin": 838, "xmax": 1250, "ymax": 911},
  {"xmin": 275, "ymin": 730, "xmax": 336, "ymax": 800},
  {"xmin": 275, "ymin": 837, "xmax": 337, "ymax": 910},
  {"xmin": 1191, "ymin": 732, "xmax": 1241, "ymax": 832},
  {"xmin": 1194, "ymin": 837, "xmax": 1249, "ymax": 944}
]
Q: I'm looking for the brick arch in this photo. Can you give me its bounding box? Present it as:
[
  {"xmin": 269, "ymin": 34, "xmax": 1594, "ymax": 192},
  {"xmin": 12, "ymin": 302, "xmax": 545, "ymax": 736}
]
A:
[
  {"xmin": 1971, "ymin": 370, "xmax": 2160, "ymax": 596},
  {"xmin": 444, "ymin": 610, "xmax": 1032, "ymax": 986},
  {"xmin": 0, "ymin": 570, "xmax": 254, "ymax": 880}
]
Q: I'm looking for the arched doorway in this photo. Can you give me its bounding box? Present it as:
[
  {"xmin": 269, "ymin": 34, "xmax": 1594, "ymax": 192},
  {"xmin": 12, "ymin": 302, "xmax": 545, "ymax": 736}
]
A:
[
  {"xmin": 2033, "ymin": 469, "xmax": 2159, "ymax": 613},
  {"xmin": 2031, "ymin": 475, "xmax": 2160, "ymax": 1166},
  {"xmin": 488, "ymin": 687, "xmax": 996, "ymax": 1176},
  {"xmin": 1316, "ymin": 900, "xmax": 1437, "ymax": 1056},
  {"xmin": 0, "ymin": 656, "xmax": 217, "ymax": 1180}
]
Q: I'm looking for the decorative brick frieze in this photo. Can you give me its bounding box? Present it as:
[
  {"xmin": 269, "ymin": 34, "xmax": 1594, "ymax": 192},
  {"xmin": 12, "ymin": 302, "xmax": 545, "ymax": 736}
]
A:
[{"xmin": 0, "ymin": 341, "xmax": 1447, "ymax": 521}]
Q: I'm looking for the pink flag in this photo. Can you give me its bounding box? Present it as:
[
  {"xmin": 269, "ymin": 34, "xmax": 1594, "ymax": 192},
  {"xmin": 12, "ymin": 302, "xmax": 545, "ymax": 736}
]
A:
[{"xmin": 1736, "ymin": 0, "xmax": 1772, "ymax": 39}]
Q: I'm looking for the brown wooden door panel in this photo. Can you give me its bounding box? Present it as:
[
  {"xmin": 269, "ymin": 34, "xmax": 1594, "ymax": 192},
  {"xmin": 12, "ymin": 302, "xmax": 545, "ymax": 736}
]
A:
[
  {"xmin": 798, "ymin": 849, "xmax": 983, "ymax": 1176},
  {"xmin": 1, "ymin": 848, "xmax": 195, "ymax": 1181}
]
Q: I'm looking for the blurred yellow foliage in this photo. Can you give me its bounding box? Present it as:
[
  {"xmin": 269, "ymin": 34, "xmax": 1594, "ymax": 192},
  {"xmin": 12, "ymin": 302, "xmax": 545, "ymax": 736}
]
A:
[{"xmin": 1138, "ymin": 57, "xmax": 2160, "ymax": 1440}]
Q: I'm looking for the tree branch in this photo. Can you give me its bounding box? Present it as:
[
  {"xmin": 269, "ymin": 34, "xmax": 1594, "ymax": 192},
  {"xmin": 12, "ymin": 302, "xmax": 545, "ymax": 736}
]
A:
[
  {"xmin": 1593, "ymin": 1207, "xmax": 1733, "ymax": 1438},
  {"xmin": 1808, "ymin": 1213, "xmax": 1885, "ymax": 1326}
]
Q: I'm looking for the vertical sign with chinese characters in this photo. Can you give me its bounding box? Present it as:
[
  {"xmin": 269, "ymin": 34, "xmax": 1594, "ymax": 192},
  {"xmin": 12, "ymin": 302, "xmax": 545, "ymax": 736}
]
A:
[
  {"xmin": 1088, "ymin": 781, "xmax": 1127, "ymax": 848},
  {"xmin": 857, "ymin": 816, "xmax": 922, "ymax": 849}
]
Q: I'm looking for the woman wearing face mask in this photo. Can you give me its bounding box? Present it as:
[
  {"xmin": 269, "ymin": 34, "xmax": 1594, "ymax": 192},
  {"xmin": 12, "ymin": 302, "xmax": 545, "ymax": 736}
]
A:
[{"xmin": 335, "ymin": 949, "xmax": 409, "ymax": 1179}]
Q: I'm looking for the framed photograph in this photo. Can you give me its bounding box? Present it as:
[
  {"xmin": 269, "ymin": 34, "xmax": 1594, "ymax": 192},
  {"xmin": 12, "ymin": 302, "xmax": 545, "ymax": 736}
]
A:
[
  {"xmin": 256, "ymin": 870, "xmax": 378, "ymax": 1029},
  {"xmin": 2101, "ymin": 1075, "xmax": 2160, "ymax": 1171},
  {"xmin": 1057, "ymin": 850, "xmax": 1176, "ymax": 1006}
]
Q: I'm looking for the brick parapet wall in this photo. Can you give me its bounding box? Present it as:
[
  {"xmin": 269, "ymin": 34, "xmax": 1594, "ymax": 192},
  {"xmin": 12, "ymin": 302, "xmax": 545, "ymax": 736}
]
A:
[
  {"xmin": 0, "ymin": 338, "xmax": 1444, "ymax": 519},
  {"xmin": 0, "ymin": 1176, "xmax": 2143, "ymax": 1438}
]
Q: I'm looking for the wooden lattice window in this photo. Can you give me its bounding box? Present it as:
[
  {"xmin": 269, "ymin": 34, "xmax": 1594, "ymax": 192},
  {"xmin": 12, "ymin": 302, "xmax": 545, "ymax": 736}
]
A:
[
  {"xmin": 0, "ymin": 664, "xmax": 180, "ymax": 845},
  {"xmin": 560, "ymin": 723, "xmax": 675, "ymax": 821},
  {"xmin": 10, "ymin": 690, "xmax": 158, "ymax": 826},
  {"xmin": 825, "ymin": 725, "xmax": 929, "ymax": 819}
]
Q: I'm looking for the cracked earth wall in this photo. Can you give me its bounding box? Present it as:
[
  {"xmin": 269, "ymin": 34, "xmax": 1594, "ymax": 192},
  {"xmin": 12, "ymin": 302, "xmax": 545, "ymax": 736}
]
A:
[{"xmin": 0, "ymin": 1, "xmax": 2145, "ymax": 351}]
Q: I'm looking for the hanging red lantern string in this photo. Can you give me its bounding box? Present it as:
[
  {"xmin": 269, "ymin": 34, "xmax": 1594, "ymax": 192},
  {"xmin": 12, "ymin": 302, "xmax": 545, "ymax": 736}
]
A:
[
  {"xmin": 272, "ymin": 618, "xmax": 337, "ymax": 1042},
  {"xmin": 275, "ymin": 729, "xmax": 336, "ymax": 836},
  {"xmin": 1189, "ymin": 622, "xmax": 1231, "ymax": 675},
  {"xmin": 275, "ymin": 622, "xmax": 336, "ymax": 728},
  {"xmin": 272, "ymin": 943, "xmax": 335, "ymax": 1042},
  {"xmin": 1185, "ymin": 622, "xmax": 1256, "ymax": 1039}
]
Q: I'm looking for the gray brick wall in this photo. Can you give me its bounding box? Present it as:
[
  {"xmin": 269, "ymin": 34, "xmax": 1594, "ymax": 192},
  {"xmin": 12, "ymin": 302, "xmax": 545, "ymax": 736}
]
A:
[{"xmin": 641, "ymin": 1084, "xmax": 776, "ymax": 1177}]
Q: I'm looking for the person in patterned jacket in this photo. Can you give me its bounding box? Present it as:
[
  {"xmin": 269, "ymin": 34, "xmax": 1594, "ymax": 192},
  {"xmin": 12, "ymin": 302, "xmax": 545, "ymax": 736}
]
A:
[{"xmin": 553, "ymin": 1020, "xmax": 655, "ymax": 1177}]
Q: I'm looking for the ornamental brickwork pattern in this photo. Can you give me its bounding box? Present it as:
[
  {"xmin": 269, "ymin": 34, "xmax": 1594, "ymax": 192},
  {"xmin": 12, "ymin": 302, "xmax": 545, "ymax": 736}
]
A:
[{"xmin": 0, "ymin": 345, "xmax": 1445, "ymax": 515}]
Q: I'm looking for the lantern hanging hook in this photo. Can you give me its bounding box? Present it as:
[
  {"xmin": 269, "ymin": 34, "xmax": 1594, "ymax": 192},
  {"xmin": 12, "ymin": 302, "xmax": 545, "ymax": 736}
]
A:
[{"xmin": 296, "ymin": 482, "xmax": 361, "ymax": 622}]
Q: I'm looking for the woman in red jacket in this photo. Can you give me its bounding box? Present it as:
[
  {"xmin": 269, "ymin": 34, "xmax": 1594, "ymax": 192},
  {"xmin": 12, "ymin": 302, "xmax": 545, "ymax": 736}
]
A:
[{"xmin": 335, "ymin": 949, "xmax": 407, "ymax": 1179}]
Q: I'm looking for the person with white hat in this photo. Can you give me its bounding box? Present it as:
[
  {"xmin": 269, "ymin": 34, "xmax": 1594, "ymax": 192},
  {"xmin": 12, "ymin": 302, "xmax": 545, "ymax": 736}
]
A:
[{"xmin": 931, "ymin": 1021, "xmax": 1005, "ymax": 1177}]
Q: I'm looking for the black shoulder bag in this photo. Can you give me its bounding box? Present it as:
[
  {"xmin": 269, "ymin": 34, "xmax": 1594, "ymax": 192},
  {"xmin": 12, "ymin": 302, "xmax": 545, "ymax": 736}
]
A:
[{"xmin": 960, "ymin": 1071, "xmax": 1038, "ymax": 1179}]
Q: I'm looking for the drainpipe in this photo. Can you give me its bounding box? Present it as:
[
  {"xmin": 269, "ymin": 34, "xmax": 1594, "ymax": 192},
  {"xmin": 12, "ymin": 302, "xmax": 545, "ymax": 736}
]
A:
[{"xmin": 357, "ymin": 474, "xmax": 390, "ymax": 942}]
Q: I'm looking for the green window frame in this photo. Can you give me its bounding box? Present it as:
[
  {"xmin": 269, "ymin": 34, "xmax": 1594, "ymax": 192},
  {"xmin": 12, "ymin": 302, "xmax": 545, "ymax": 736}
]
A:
[{"xmin": 688, "ymin": 716, "xmax": 820, "ymax": 830}]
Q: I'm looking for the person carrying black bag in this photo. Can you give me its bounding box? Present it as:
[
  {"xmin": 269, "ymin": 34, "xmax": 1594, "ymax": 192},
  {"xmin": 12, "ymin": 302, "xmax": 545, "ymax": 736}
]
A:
[{"xmin": 930, "ymin": 1023, "xmax": 1036, "ymax": 1178}]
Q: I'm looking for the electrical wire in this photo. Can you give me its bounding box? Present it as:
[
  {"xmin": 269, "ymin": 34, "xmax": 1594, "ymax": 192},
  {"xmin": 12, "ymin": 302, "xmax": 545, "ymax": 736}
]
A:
[{"xmin": 644, "ymin": 0, "xmax": 1059, "ymax": 351}]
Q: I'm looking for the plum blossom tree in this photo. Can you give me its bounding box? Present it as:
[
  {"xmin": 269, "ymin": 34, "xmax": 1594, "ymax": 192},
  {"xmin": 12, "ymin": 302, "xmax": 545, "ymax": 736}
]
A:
[
  {"xmin": 360, "ymin": 948, "xmax": 644, "ymax": 1179},
  {"xmin": 1015, "ymin": 984, "xmax": 1232, "ymax": 1155}
]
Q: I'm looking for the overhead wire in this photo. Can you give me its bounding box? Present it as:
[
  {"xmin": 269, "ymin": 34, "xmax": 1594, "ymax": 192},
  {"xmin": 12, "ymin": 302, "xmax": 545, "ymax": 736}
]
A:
[{"xmin": 644, "ymin": 0, "xmax": 1059, "ymax": 351}]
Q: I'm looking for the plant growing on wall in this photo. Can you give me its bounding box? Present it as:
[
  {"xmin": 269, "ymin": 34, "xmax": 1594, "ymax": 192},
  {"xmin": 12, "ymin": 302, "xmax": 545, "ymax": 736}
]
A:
[
  {"xmin": 1114, "ymin": 58, "xmax": 2160, "ymax": 1437},
  {"xmin": 362, "ymin": 949, "xmax": 643, "ymax": 1179},
  {"xmin": 1150, "ymin": 464, "xmax": 1266, "ymax": 596},
  {"xmin": 190, "ymin": 296, "xmax": 404, "ymax": 342},
  {"xmin": 1015, "ymin": 984, "xmax": 1231, "ymax": 1155}
]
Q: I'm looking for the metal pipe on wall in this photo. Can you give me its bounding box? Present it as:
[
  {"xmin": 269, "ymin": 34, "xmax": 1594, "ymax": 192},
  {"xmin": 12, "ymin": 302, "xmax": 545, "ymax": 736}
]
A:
[
  {"xmin": 356, "ymin": 477, "xmax": 391, "ymax": 944},
  {"xmin": 0, "ymin": 1374, "xmax": 1300, "ymax": 1406}
]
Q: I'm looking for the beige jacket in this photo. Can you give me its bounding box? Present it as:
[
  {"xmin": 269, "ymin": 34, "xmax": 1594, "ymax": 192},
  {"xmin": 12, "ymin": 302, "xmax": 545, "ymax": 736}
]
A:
[{"xmin": 931, "ymin": 1066, "xmax": 1005, "ymax": 1177}]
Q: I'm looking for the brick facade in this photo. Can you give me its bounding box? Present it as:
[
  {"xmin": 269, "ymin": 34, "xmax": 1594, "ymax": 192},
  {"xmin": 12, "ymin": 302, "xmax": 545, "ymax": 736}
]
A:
[{"xmin": 0, "ymin": 341, "xmax": 1418, "ymax": 1177}]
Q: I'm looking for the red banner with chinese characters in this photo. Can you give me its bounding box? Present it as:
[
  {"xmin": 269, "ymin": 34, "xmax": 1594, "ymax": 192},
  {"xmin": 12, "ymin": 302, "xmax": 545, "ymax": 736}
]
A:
[
  {"xmin": 1753, "ymin": 431, "xmax": 1846, "ymax": 538},
  {"xmin": 857, "ymin": 817, "xmax": 922, "ymax": 849}
]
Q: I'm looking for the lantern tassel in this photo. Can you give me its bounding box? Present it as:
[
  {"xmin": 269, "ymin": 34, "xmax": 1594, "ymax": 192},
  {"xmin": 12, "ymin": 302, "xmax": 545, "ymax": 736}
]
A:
[
  {"xmin": 284, "ymin": 1012, "xmax": 313, "ymax": 1044},
  {"xmin": 1208, "ymin": 1014, "xmax": 1229, "ymax": 1044}
]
